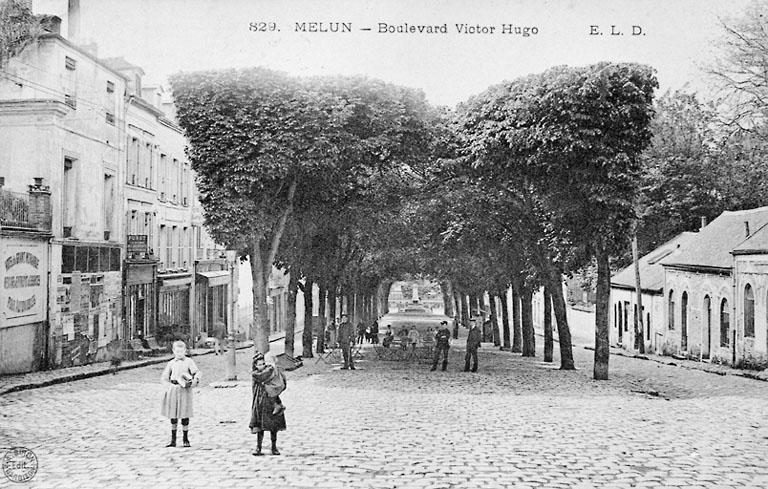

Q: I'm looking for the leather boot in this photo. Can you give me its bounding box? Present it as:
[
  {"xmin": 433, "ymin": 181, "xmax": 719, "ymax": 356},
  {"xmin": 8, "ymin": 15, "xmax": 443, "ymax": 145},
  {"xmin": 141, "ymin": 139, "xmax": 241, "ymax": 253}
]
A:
[
  {"xmin": 252, "ymin": 432, "xmax": 264, "ymax": 456},
  {"xmin": 182, "ymin": 430, "xmax": 190, "ymax": 447},
  {"xmin": 166, "ymin": 430, "xmax": 176, "ymax": 448}
]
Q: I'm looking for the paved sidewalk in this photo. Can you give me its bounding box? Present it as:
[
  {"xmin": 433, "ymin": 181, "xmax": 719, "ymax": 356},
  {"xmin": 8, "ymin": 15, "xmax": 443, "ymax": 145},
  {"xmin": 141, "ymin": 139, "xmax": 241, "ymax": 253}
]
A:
[{"xmin": 0, "ymin": 328, "xmax": 305, "ymax": 397}]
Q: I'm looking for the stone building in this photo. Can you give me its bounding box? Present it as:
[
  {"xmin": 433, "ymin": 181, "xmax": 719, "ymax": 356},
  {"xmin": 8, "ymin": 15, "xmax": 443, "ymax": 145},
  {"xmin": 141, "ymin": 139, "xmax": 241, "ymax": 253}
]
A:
[
  {"xmin": 0, "ymin": 26, "xmax": 127, "ymax": 373},
  {"xmin": 610, "ymin": 232, "xmax": 697, "ymax": 353},
  {"xmin": 611, "ymin": 206, "xmax": 768, "ymax": 367}
]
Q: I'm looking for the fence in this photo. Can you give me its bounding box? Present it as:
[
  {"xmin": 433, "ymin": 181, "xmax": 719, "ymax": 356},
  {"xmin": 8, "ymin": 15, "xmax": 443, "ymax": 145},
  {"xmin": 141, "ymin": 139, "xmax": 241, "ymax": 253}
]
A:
[{"xmin": 0, "ymin": 188, "xmax": 51, "ymax": 231}]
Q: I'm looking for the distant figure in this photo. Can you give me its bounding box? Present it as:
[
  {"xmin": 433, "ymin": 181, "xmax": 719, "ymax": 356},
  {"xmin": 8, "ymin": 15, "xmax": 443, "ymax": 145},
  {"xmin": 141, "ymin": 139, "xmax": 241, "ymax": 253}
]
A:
[
  {"xmin": 382, "ymin": 330, "xmax": 393, "ymax": 348},
  {"xmin": 370, "ymin": 320, "xmax": 379, "ymax": 344},
  {"xmin": 408, "ymin": 326, "xmax": 420, "ymax": 350},
  {"xmin": 337, "ymin": 314, "xmax": 355, "ymax": 370},
  {"xmin": 212, "ymin": 321, "xmax": 226, "ymax": 355},
  {"xmin": 431, "ymin": 321, "xmax": 452, "ymax": 371},
  {"xmin": 356, "ymin": 321, "xmax": 366, "ymax": 344},
  {"xmin": 464, "ymin": 318, "xmax": 482, "ymax": 372},
  {"xmin": 452, "ymin": 315, "xmax": 460, "ymax": 339}
]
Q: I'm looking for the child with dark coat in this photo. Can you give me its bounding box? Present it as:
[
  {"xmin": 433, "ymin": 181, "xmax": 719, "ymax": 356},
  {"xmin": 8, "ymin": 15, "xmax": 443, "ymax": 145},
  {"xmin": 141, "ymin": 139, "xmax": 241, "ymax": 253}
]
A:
[{"xmin": 249, "ymin": 352, "xmax": 287, "ymax": 455}]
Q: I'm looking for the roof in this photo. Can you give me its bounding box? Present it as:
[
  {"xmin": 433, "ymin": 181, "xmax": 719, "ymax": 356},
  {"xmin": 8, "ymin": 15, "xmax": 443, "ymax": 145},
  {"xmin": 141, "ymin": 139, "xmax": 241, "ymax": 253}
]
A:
[
  {"xmin": 662, "ymin": 206, "xmax": 768, "ymax": 269},
  {"xmin": 101, "ymin": 57, "xmax": 146, "ymax": 75},
  {"xmin": 732, "ymin": 221, "xmax": 768, "ymax": 255},
  {"xmin": 611, "ymin": 231, "xmax": 697, "ymax": 293}
]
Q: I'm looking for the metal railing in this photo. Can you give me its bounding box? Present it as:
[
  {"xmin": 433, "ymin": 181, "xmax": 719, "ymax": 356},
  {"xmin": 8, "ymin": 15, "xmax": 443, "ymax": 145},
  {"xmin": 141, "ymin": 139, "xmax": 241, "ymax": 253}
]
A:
[{"xmin": 0, "ymin": 189, "xmax": 50, "ymax": 231}]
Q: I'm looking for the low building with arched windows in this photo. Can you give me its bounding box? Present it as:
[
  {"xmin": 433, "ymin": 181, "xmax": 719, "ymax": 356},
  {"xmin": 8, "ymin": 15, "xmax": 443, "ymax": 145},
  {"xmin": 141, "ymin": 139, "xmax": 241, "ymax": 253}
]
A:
[{"xmin": 611, "ymin": 206, "xmax": 768, "ymax": 367}]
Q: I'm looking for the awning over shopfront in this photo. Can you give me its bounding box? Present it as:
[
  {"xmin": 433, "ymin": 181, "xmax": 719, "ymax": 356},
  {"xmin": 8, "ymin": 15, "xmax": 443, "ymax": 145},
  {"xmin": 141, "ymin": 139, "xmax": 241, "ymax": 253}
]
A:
[{"xmin": 196, "ymin": 270, "xmax": 230, "ymax": 287}]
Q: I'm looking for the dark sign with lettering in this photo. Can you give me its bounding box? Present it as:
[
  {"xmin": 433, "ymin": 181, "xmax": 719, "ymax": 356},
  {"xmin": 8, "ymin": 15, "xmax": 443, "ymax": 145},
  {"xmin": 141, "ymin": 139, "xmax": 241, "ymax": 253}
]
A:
[{"xmin": 127, "ymin": 235, "xmax": 148, "ymax": 253}]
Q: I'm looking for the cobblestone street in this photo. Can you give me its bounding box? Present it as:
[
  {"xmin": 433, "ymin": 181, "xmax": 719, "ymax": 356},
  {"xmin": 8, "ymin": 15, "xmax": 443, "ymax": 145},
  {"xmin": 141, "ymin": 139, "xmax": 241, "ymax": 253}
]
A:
[{"xmin": 2, "ymin": 317, "xmax": 768, "ymax": 488}]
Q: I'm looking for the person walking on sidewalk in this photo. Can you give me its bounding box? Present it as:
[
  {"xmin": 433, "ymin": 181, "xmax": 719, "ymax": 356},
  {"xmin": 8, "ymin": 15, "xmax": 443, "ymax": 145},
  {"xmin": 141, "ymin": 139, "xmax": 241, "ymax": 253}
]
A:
[
  {"xmin": 337, "ymin": 314, "xmax": 355, "ymax": 370},
  {"xmin": 464, "ymin": 318, "xmax": 482, "ymax": 372},
  {"xmin": 160, "ymin": 340, "xmax": 201, "ymax": 448},
  {"xmin": 250, "ymin": 352, "xmax": 287, "ymax": 456},
  {"xmin": 431, "ymin": 320, "xmax": 452, "ymax": 371}
]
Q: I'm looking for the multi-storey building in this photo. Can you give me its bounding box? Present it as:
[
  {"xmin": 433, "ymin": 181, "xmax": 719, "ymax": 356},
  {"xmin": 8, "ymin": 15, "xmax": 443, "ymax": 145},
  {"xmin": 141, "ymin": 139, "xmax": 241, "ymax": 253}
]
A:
[
  {"xmin": 0, "ymin": 21, "xmax": 126, "ymax": 373},
  {"xmin": 0, "ymin": 7, "xmax": 238, "ymax": 373}
]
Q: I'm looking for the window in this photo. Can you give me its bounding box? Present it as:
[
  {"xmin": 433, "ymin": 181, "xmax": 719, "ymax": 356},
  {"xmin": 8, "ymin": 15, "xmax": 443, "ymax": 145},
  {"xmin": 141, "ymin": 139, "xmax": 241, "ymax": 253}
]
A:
[
  {"xmin": 127, "ymin": 137, "xmax": 139, "ymax": 185},
  {"xmin": 668, "ymin": 290, "xmax": 675, "ymax": 330},
  {"xmin": 744, "ymin": 284, "xmax": 755, "ymax": 337},
  {"xmin": 720, "ymin": 298, "xmax": 730, "ymax": 347},
  {"xmin": 646, "ymin": 312, "xmax": 651, "ymax": 338},
  {"xmin": 617, "ymin": 303, "xmax": 623, "ymax": 331},
  {"xmin": 623, "ymin": 302, "xmax": 629, "ymax": 332},
  {"xmin": 681, "ymin": 292, "xmax": 688, "ymax": 350},
  {"xmin": 64, "ymin": 93, "xmax": 76, "ymax": 109},
  {"xmin": 106, "ymin": 81, "xmax": 115, "ymax": 93},
  {"xmin": 63, "ymin": 158, "xmax": 75, "ymax": 236},
  {"xmin": 61, "ymin": 245, "xmax": 122, "ymax": 273},
  {"xmin": 65, "ymin": 56, "xmax": 76, "ymax": 70},
  {"xmin": 106, "ymin": 112, "xmax": 115, "ymax": 125},
  {"xmin": 613, "ymin": 303, "xmax": 617, "ymax": 329},
  {"xmin": 103, "ymin": 174, "xmax": 114, "ymax": 240}
]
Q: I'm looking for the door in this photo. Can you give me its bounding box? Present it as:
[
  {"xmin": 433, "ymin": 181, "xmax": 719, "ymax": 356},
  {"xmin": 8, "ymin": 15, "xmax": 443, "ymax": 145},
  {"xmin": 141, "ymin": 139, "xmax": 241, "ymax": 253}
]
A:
[{"xmin": 703, "ymin": 295, "xmax": 711, "ymax": 359}]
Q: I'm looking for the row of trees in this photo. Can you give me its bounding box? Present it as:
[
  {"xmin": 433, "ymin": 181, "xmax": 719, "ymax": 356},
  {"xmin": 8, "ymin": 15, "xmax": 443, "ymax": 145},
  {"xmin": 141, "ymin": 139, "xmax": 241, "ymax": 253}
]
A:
[
  {"xmin": 171, "ymin": 62, "xmax": 657, "ymax": 380},
  {"xmin": 170, "ymin": 1, "xmax": 768, "ymax": 380}
]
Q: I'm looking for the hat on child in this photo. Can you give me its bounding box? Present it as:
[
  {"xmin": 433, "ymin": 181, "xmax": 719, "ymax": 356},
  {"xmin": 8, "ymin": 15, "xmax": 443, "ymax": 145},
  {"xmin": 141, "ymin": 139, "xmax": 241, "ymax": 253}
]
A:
[{"xmin": 253, "ymin": 351, "xmax": 265, "ymax": 363}]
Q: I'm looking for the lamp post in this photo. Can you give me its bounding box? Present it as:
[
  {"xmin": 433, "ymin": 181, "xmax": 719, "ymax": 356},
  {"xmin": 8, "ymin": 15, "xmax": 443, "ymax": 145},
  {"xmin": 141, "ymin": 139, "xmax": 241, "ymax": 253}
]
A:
[{"xmin": 225, "ymin": 259, "xmax": 237, "ymax": 381}]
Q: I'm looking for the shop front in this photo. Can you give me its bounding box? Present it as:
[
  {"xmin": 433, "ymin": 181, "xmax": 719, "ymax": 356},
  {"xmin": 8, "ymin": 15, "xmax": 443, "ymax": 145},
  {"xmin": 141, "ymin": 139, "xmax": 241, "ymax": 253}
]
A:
[
  {"xmin": 157, "ymin": 273, "xmax": 193, "ymax": 341},
  {"xmin": 124, "ymin": 260, "xmax": 157, "ymax": 339}
]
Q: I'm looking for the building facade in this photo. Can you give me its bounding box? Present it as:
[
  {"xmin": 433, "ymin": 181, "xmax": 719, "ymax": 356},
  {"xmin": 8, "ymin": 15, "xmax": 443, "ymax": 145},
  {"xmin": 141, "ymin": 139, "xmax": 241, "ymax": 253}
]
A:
[
  {"xmin": 611, "ymin": 207, "xmax": 768, "ymax": 367},
  {"xmin": 0, "ymin": 29, "xmax": 127, "ymax": 373},
  {"xmin": 0, "ymin": 13, "xmax": 236, "ymax": 373}
]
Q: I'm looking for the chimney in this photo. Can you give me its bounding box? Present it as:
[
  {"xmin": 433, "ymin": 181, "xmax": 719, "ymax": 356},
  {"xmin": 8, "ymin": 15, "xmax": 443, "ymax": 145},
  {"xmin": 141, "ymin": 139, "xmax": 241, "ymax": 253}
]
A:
[
  {"xmin": 745, "ymin": 221, "xmax": 751, "ymax": 238},
  {"xmin": 68, "ymin": 0, "xmax": 81, "ymax": 42},
  {"xmin": 700, "ymin": 216, "xmax": 707, "ymax": 230},
  {"xmin": 28, "ymin": 178, "xmax": 52, "ymax": 231}
]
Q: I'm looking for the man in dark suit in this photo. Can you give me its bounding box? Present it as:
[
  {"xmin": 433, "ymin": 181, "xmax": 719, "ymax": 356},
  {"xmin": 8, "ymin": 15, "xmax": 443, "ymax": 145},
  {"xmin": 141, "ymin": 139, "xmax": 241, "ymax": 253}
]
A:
[
  {"xmin": 337, "ymin": 314, "xmax": 355, "ymax": 370},
  {"xmin": 464, "ymin": 318, "xmax": 482, "ymax": 372},
  {"xmin": 431, "ymin": 320, "xmax": 452, "ymax": 371}
]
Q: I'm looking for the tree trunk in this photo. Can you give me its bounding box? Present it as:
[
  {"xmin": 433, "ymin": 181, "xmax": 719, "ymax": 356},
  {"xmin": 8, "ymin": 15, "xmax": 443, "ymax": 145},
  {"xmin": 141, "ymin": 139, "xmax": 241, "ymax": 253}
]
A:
[
  {"xmin": 355, "ymin": 290, "xmax": 364, "ymax": 325},
  {"xmin": 633, "ymin": 235, "xmax": 645, "ymax": 353},
  {"xmin": 250, "ymin": 240, "xmax": 270, "ymax": 353},
  {"xmin": 302, "ymin": 278, "xmax": 314, "ymax": 358},
  {"xmin": 372, "ymin": 284, "xmax": 380, "ymax": 320},
  {"xmin": 500, "ymin": 289, "xmax": 511, "ymax": 349},
  {"xmin": 317, "ymin": 281, "xmax": 329, "ymax": 354},
  {"xmin": 543, "ymin": 285, "xmax": 553, "ymax": 363},
  {"xmin": 512, "ymin": 286, "xmax": 522, "ymax": 353},
  {"xmin": 594, "ymin": 245, "xmax": 611, "ymax": 380},
  {"xmin": 468, "ymin": 293, "xmax": 479, "ymax": 318},
  {"xmin": 441, "ymin": 281, "xmax": 455, "ymax": 317},
  {"xmin": 285, "ymin": 272, "xmax": 298, "ymax": 357},
  {"xmin": 548, "ymin": 273, "xmax": 575, "ymax": 370},
  {"xmin": 489, "ymin": 293, "xmax": 500, "ymax": 347},
  {"xmin": 521, "ymin": 289, "xmax": 535, "ymax": 357}
]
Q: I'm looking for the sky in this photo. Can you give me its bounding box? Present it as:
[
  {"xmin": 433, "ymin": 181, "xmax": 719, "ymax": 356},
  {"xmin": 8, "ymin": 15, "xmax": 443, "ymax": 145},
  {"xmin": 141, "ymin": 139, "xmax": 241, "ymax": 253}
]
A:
[{"xmin": 37, "ymin": 0, "xmax": 754, "ymax": 107}]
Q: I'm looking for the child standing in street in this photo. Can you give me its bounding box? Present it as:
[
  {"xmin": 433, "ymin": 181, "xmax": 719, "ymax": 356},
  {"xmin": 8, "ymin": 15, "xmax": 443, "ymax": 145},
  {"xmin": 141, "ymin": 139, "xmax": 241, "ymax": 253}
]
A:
[{"xmin": 161, "ymin": 340, "xmax": 201, "ymax": 447}]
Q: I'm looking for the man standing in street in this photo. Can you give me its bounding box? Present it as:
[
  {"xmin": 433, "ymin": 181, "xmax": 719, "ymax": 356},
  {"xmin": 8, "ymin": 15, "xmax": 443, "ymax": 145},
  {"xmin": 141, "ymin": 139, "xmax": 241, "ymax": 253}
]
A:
[
  {"xmin": 337, "ymin": 314, "xmax": 355, "ymax": 370},
  {"xmin": 431, "ymin": 320, "xmax": 451, "ymax": 371},
  {"xmin": 464, "ymin": 318, "xmax": 482, "ymax": 372}
]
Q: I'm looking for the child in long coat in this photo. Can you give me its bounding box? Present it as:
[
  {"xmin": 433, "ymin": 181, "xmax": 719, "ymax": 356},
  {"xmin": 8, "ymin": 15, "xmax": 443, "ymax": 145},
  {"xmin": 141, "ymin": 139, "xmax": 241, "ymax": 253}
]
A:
[
  {"xmin": 160, "ymin": 340, "xmax": 201, "ymax": 447},
  {"xmin": 249, "ymin": 351, "xmax": 286, "ymax": 455}
]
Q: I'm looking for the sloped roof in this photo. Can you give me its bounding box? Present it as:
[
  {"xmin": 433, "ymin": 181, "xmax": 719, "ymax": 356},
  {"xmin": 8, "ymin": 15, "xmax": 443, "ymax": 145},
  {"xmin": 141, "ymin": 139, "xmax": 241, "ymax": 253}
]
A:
[
  {"xmin": 732, "ymin": 221, "xmax": 768, "ymax": 255},
  {"xmin": 101, "ymin": 57, "xmax": 145, "ymax": 75},
  {"xmin": 611, "ymin": 231, "xmax": 697, "ymax": 293},
  {"xmin": 662, "ymin": 206, "xmax": 768, "ymax": 269}
]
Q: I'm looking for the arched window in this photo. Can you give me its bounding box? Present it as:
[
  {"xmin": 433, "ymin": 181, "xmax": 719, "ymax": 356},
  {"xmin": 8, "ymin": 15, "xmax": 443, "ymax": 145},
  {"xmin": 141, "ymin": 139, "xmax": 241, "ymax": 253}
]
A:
[
  {"xmin": 681, "ymin": 292, "xmax": 688, "ymax": 350},
  {"xmin": 720, "ymin": 298, "xmax": 730, "ymax": 347},
  {"xmin": 668, "ymin": 290, "xmax": 675, "ymax": 330},
  {"xmin": 744, "ymin": 284, "xmax": 755, "ymax": 338}
]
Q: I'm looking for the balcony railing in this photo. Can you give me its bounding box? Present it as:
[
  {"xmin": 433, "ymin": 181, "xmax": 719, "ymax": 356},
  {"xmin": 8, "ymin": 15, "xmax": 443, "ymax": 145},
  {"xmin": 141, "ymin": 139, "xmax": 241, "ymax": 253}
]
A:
[{"xmin": 0, "ymin": 188, "xmax": 51, "ymax": 232}]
